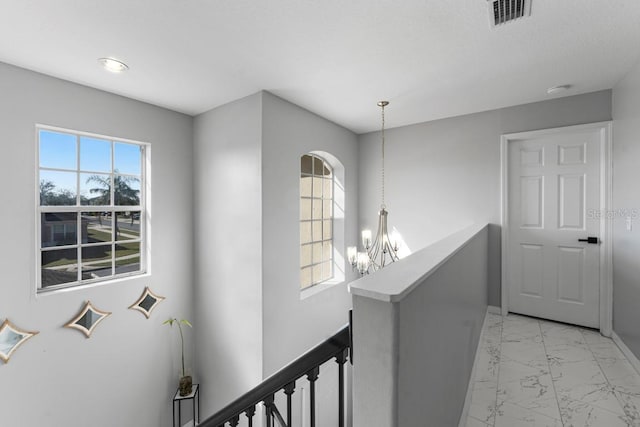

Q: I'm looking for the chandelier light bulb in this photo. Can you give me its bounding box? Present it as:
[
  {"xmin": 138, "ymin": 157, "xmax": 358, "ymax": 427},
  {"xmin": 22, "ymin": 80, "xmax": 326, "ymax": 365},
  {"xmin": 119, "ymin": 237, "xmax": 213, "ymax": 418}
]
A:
[
  {"xmin": 347, "ymin": 246, "xmax": 358, "ymax": 265},
  {"xmin": 362, "ymin": 230, "xmax": 372, "ymax": 249}
]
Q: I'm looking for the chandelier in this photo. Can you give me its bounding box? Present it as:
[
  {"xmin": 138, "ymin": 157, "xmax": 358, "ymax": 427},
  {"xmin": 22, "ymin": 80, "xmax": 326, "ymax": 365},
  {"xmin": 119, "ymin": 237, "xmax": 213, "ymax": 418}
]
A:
[{"xmin": 348, "ymin": 101, "xmax": 400, "ymax": 274}]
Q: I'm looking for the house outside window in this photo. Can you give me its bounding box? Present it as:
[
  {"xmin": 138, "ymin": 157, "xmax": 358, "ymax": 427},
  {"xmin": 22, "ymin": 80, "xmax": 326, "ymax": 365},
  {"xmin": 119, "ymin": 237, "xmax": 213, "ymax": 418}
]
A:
[
  {"xmin": 300, "ymin": 154, "xmax": 335, "ymax": 289},
  {"xmin": 37, "ymin": 126, "xmax": 148, "ymax": 292}
]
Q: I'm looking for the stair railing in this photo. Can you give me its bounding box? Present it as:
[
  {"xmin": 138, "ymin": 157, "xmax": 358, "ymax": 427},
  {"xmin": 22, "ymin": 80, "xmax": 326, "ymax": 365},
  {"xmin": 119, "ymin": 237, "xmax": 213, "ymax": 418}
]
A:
[{"xmin": 199, "ymin": 323, "xmax": 351, "ymax": 427}]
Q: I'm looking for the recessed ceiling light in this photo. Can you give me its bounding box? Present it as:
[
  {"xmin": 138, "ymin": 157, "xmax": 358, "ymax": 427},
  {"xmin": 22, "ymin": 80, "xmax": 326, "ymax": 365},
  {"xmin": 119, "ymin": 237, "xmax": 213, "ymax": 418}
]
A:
[
  {"xmin": 547, "ymin": 85, "xmax": 571, "ymax": 95},
  {"xmin": 98, "ymin": 57, "xmax": 129, "ymax": 73}
]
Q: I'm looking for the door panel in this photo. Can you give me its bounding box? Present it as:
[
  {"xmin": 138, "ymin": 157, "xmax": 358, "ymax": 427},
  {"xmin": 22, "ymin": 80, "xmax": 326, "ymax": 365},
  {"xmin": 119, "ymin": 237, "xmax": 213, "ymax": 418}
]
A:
[
  {"xmin": 558, "ymin": 174, "xmax": 584, "ymax": 229},
  {"xmin": 520, "ymin": 177, "xmax": 543, "ymax": 228},
  {"xmin": 556, "ymin": 246, "xmax": 584, "ymax": 303},
  {"xmin": 507, "ymin": 128, "xmax": 602, "ymax": 328},
  {"xmin": 520, "ymin": 244, "xmax": 543, "ymax": 297}
]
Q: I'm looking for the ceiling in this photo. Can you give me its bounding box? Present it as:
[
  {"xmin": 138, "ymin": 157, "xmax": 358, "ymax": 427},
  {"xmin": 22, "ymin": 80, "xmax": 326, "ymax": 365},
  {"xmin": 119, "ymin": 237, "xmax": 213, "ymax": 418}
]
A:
[{"xmin": 1, "ymin": 0, "xmax": 640, "ymax": 134}]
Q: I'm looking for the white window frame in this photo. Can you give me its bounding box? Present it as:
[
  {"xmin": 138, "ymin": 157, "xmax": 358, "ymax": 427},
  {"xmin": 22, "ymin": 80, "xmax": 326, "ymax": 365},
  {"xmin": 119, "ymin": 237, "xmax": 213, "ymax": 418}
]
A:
[{"xmin": 36, "ymin": 124, "xmax": 149, "ymax": 293}]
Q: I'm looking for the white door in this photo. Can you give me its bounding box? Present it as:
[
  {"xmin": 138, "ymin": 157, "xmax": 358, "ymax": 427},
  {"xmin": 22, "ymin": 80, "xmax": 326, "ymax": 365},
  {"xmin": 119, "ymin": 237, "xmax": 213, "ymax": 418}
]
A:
[{"xmin": 506, "ymin": 126, "xmax": 605, "ymax": 328}]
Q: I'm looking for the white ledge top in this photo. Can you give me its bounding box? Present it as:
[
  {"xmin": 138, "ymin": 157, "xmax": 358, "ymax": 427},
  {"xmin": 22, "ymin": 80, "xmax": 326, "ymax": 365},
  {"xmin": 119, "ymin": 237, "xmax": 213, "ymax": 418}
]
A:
[{"xmin": 348, "ymin": 223, "xmax": 488, "ymax": 303}]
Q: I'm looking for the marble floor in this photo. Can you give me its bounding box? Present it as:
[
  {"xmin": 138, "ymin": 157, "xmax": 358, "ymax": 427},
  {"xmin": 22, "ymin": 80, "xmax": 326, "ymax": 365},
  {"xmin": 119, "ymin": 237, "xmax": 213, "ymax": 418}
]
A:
[{"xmin": 465, "ymin": 312, "xmax": 640, "ymax": 427}]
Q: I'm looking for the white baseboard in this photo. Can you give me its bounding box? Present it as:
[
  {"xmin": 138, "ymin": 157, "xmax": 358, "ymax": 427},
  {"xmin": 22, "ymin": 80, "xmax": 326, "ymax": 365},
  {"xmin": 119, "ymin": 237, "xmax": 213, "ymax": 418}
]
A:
[
  {"xmin": 458, "ymin": 307, "xmax": 493, "ymax": 427},
  {"xmin": 487, "ymin": 305, "xmax": 501, "ymax": 314},
  {"xmin": 611, "ymin": 331, "xmax": 640, "ymax": 376}
]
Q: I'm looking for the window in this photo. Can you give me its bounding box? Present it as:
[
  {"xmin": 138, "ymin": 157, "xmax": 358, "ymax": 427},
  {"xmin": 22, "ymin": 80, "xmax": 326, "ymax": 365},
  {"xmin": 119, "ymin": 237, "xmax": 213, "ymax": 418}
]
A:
[
  {"xmin": 300, "ymin": 154, "xmax": 334, "ymax": 289},
  {"xmin": 37, "ymin": 126, "xmax": 147, "ymax": 292}
]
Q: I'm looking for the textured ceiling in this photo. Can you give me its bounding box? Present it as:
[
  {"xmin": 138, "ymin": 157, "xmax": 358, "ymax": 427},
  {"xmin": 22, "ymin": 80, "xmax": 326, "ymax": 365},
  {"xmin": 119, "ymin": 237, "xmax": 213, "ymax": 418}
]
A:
[{"xmin": 1, "ymin": 0, "xmax": 640, "ymax": 133}]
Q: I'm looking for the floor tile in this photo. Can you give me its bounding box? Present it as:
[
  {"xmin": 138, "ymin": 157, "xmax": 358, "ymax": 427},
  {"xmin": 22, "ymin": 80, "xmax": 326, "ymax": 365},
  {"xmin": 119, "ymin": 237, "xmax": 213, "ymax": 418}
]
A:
[
  {"xmin": 464, "ymin": 312, "xmax": 640, "ymax": 427},
  {"xmin": 469, "ymin": 380, "xmax": 498, "ymax": 425},
  {"xmin": 599, "ymin": 358, "xmax": 640, "ymax": 396},
  {"xmin": 614, "ymin": 391, "xmax": 640, "ymax": 426},
  {"xmin": 559, "ymin": 399, "xmax": 631, "ymax": 427},
  {"xmin": 465, "ymin": 416, "xmax": 493, "ymax": 427},
  {"xmin": 494, "ymin": 400, "xmax": 563, "ymax": 427}
]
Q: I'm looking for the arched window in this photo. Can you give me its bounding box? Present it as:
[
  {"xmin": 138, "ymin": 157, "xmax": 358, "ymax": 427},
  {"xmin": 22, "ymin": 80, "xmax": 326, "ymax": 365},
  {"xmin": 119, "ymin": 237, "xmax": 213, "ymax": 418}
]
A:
[{"xmin": 300, "ymin": 154, "xmax": 336, "ymax": 289}]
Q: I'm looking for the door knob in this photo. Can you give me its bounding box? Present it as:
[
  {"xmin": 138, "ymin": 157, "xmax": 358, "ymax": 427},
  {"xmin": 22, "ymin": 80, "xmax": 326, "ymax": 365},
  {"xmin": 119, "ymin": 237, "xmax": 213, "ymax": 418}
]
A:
[{"xmin": 578, "ymin": 237, "xmax": 599, "ymax": 244}]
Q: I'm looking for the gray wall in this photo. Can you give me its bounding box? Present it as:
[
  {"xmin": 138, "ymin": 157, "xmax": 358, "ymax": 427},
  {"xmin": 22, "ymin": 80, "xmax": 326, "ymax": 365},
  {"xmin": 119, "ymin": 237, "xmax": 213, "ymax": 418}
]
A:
[
  {"xmin": 352, "ymin": 225, "xmax": 489, "ymax": 427},
  {"xmin": 193, "ymin": 93, "xmax": 264, "ymax": 418},
  {"xmin": 358, "ymin": 90, "xmax": 612, "ymax": 306},
  {"xmin": 0, "ymin": 62, "xmax": 193, "ymax": 426},
  {"xmin": 612, "ymin": 57, "xmax": 640, "ymax": 357}
]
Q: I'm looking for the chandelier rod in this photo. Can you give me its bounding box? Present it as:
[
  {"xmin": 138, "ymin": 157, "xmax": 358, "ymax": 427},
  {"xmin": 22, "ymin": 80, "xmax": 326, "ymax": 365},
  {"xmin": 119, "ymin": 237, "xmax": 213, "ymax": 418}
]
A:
[{"xmin": 378, "ymin": 100, "xmax": 389, "ymax": 208}]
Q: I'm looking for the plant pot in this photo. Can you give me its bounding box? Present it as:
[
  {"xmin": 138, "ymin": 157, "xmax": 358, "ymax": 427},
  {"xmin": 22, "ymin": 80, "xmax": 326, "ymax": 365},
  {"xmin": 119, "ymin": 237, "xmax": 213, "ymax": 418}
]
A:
[{"xmin": 179, "ymin": 375, "xmax": 193, "ymax": 396}]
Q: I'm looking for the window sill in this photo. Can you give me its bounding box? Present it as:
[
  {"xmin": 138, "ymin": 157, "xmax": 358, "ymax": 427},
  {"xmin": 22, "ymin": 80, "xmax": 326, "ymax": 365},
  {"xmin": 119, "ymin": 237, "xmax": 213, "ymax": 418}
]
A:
[
  {"xmin": 300, "ymin": 278, "xmax": 343, "ymax": 300},
  {"xmin": 36, "ymin": 272, "xmax": 150, "ymax": 298}
]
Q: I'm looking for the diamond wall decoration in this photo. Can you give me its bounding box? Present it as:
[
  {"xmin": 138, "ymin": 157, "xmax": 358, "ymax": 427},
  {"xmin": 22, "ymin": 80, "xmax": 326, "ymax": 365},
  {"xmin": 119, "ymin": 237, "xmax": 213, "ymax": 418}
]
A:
[
  {"xmin": 0, "ymin": 319, "xmax": 39, "ymax": 363},
  {"xmin": 129, "ymin": 287, "xmax": 165, "ymax": 319},
  {"xmin": 64, "ymin": 301, "xmax": 111, "ymax": 338}
]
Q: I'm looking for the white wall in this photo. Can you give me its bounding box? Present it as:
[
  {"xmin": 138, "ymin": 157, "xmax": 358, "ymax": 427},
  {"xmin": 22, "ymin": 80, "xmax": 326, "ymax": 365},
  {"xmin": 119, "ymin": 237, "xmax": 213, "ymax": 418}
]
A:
[
  {"xmin": 261, "ymin": 92, "xmax": 358, "ymax": 427},
  {"xmin": 358, "ymin": 91, "xmax": 612, "ymax": 306},
  {"xmin": 192, "ymin": 92, "xmax": 358, "ymax": 426},
  {"xmin": 193, "ymin": 93, "xmax": 264, "ymax": 419},
  {"xmin": 612, "ymin": 56, "xmax": 640, "ymax": 357},
  {"xmin": 261, "ymin": 92, "xmax": 358, "ymax": 375},
  {"xmin": 0, "ymin": 62, "xmax": 193, "ymax": 426}
]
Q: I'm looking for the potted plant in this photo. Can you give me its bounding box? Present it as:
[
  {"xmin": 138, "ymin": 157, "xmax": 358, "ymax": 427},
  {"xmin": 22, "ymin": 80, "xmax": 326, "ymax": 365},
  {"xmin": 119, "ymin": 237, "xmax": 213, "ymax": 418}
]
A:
[{"xmin": 163, "ymin": 317, "xmax": 193, "ymax": 396}]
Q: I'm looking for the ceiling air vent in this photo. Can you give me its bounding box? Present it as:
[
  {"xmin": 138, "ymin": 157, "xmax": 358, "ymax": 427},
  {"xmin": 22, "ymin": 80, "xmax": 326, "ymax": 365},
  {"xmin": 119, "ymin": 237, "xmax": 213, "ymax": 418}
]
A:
[{"xmin": 488, "ymin": 0, "xmax": 531, "ymax": 27}]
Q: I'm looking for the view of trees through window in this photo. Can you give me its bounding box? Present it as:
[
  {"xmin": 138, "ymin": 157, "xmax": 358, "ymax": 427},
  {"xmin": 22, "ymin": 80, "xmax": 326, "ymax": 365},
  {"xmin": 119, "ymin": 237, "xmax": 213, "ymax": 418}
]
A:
[{"xmin": 38, "ymin": 127, "xmax": 146, "ymax": 291}]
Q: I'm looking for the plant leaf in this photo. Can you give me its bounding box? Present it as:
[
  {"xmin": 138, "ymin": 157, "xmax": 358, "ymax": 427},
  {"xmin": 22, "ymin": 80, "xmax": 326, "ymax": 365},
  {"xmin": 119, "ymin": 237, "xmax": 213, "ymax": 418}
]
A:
[{"xmin": 181, "ymin": 319, "xmax": 193, "ymax": 328}]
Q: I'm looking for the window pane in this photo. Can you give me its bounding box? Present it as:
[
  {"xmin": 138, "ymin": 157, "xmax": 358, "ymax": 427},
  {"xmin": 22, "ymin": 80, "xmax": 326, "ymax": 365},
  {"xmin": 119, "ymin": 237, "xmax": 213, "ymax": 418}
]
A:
[
  {"xmin": 115, "ymin": 242, "xmax": 141, "ymax": 275},
  {"xmin": 300, "ymin": 222, "xmax": 312, "ymax": 244},
  {"xmin": 312, "ymin": 220, "xmax": 322, "ymax": 241},
  {"xmin": 81, "ymin": 212, "xmax": 112, "ymax": 244},
  {"xmin": 322, "ymin": 241, "xmax": 332, "ymax": 260},
  {"xmin": 323, "ymin": 163, "xmax": 333, "ymax": 178},
  {"xmin": 81, "ymin": 245, "xmax": 112, "ymax": 279},
  {"xmin": 312, "ymin": 177, "xmax": 323, "ymax": 197},
  {"xmin": 323, "ymin": 199, "xmax": 332, "ymax": 218},
  {"xmin": 41, "ymin": 213, "xmax": 77, "ymax": 247},
  {"xmin": 41, "ymin": 248, "xmax": 78, "ymax": 288},
  {"xmin": 312, "ymin": 157, "xmax": 324, "ymax": 175},
  {"xmin": 323, "ymin": 220, "xmax": 332, "ymax": 240},
  {"xmin": 312, "ymin": 242, "xmax": 322, "ymax": 264},
  {"xmin": 301, "ymin": 244, "xmax": 312, "ymax": 266},
  {"xmin": 81, "ymin": 173, "xmax": 110, "ymax": 206},
  {"xmin": 312, "ymin": 198, "xmax": 322, "ymax": 218},
  {"xmin": 80, "ymin": 137, "xmax": 111, "ymax": 172},
  {"xmin": 301, "ymin": 267, "xmax": 312, "ymax": 289},
  {"xmin": 39, "ymin": 130, "xmax": 76, "ymax": 170},
  {"xmin": 300, "ymin": 176, "xmax": 312, "ymax": 197},
  {"xmin": 301, "ymin": 155, "xmax": 313, "ymax": 175},
  {"xmin": 323, "ymin": 178, "xmax": 333, "ymax": 199},
  {"xmin": 312, "ymin": 264, "xmax": 322, "ymax": 284},
  {"xmin": 114, "ymin": 175, "xmax": 141, "ymax": 206},
  {"xmin": 40, "ymin": 170, "xmax": 77, "ymax": 206},
  {"xmin": 300, "ymin": 153, "xmax": 334, "ymax": 289},
  {"xmin": 321, "ymin": 261, "xmax": 333, "ymax": 281},
  {"xmin": 115, "ymin": 211, "xmax": 141, "ymax": 241},
  {"xmin": 300, "ymin": 198, "xmax": 311, "ymax": 220},
  {"xmin": 114, "ymin": 142, "xmax": 141, "ymax": 176}
]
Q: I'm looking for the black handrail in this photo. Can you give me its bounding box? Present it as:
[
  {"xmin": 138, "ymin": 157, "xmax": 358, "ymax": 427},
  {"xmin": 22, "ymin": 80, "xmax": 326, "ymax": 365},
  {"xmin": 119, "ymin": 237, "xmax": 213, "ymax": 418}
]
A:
[{"xmin": 200, "ymin": 323, "xmax": 351, "ymax": 427}]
